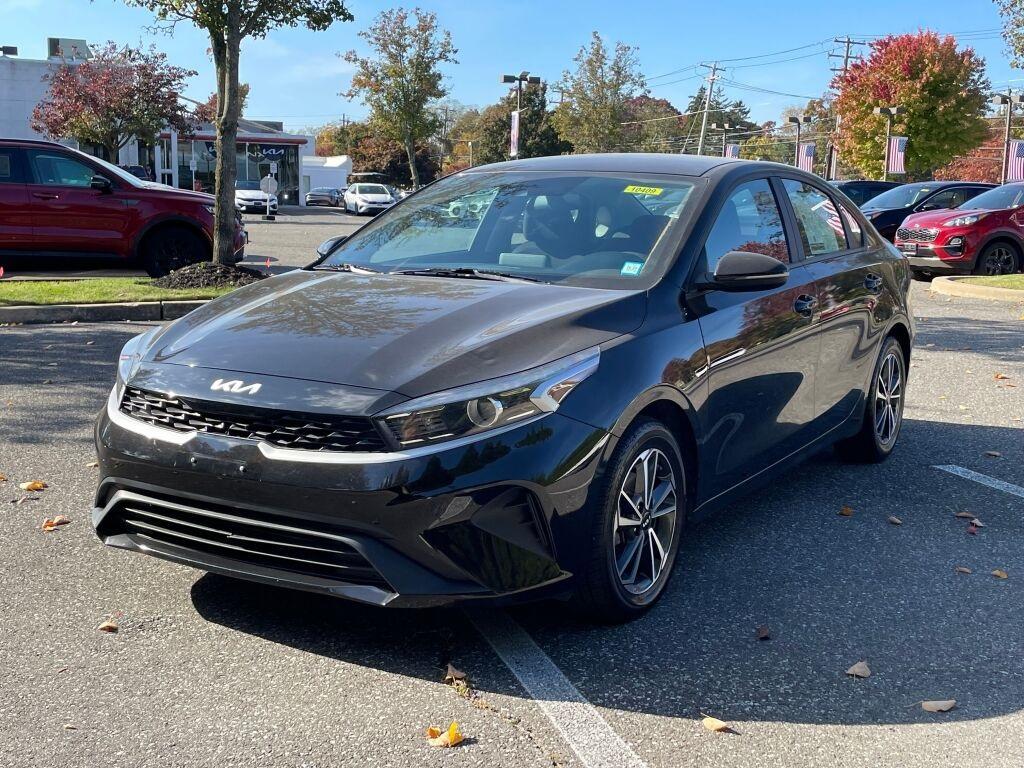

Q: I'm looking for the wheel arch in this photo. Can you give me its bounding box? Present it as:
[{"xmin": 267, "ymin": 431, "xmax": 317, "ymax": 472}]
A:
[
  {"xmin": 886, "ymin": 319, "xmax": 912, "ymax": 370},
  {"xmin": 131, "ymin": 215, "xmax": 212, "ymax": 260},
  {"xmin": 976, "ymin": 231, "xmax": 1024, "ymax": 263}
]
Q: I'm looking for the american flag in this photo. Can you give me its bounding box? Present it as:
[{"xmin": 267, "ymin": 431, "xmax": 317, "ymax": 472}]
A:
[
  {"xmin": 724, "ymin": 143, "xmax": 740, "ymax": 159},
  {"xmin": 887, "ymin": 136, "xmax": 907, "ymax": 175},
  {"xmin": 797, "ymin": 142, "xmax": 815, "ymax": 173},
  {"xmin": 812, "ymin": 197, "xmax": 845, "ymax": 236},
  {"xmin": 1008, "ymin": 139, "xmax": 1024, "ymax": 182}
]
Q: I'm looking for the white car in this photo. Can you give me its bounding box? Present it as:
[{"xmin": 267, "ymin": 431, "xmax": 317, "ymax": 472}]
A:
[
  {"xmin": 344, "ymin": 183, "xmax": 395, "ymax": 215},
  {"xmin": 235, "ymin": 180, "xmax": 278, "ymax": 213}
]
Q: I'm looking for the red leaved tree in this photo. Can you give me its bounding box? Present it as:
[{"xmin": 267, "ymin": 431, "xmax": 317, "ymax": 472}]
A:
[
  {"xmin": 31, "ymin": 42, "xmax": 198, "ymax": 161},
  {"xmin": 194, "ymin": 83, "xmax": 250, "ymax": 123},
  {"xmin": 934, "ymin": 123, "xmax": 1005, "ymax": 183}
]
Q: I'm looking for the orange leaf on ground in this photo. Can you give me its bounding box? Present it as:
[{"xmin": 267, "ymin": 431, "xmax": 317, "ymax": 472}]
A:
[
  {"xmin": 700, "ymin": 714, "xmax": 736, "ymax": 733},
  {"xmin": 426, "ymin": 722, "xmax": 464, "ymax": 748},
  {"xmin": 994, "ymin": 373, "xmax": 1010, "ymax": 380},
  {"xmin": 19, "ymin": 480, "xmax": 47, "ymax": 492},
  {"xmin": 992, "ymin": 569, "xmax": 1009, "ymax": 579},
  {"xmin": 756, "ymin": 625, "xmax": 771, "ymax": 641},
  {"xmin": 838, "ymin": 506, "xmax": 854, "ymax": 517},
  {"xmin": 97, "ymin": 619, "xmax": 119, "ymax": 633},
  {"xmin": 41, "ymin": 515, "xmax": 71, "ymax": 532}
]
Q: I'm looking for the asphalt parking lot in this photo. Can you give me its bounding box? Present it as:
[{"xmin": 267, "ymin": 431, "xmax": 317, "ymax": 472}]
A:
[{"xmin": 1, "ymin": 281, "xmax": 1022, "ymax": 768}]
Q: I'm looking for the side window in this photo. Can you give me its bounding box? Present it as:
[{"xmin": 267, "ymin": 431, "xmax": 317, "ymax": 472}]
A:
[
  {"xmin": 926, "ymin": 187, "xmax": 975, "ymax": 210},
  {"xmin": 28, "ymin": 151, "xmax": 96, "ymax": 187},
  {"xmin": 0, "ymin": 149, "xmax": 24, "ymax": 184},
  {"xmin": 702, "ymin": 179, "xmax": 789, "ymax": 275},
  {"xmin": 961, "ymin": 186, "xmax": 988, "ymax": 205},
  {"xmin": 781, "ymin": 179, "xmax": 847, "ymax": 257},
  {"xmin": 839, "ymin": 203, "xmax": 863, "ymax": 248}
]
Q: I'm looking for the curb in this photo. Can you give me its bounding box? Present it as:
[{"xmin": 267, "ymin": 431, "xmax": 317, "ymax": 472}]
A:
[
  {"xmin": 0, "ymin": 299, "xmax": 208, "ymax": 325},
  {"xmin": 930, "ymin": 276, "xmax": 1024, "ymax": 303}
]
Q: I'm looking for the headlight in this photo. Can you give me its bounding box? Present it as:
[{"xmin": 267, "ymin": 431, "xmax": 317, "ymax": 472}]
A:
[
  {"xmin": 864, "ymin": 210, "xmax": 883, "ymax": 220},
  {"xmin": 116, "ymin": 329, "xmax": 158, "ymax": 390},
  {"xmin": 943, "ymin": 213, "xmax": 985, "ymax": 227},
  {"xmin": 376, "ymin": 348, "xmax": 600, "ymax": 448},
  {"xmin": 203, "ymin": 204, "xmax": 215, "ymax": 214}
]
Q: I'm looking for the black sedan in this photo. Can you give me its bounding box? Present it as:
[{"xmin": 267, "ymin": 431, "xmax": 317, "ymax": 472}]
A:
[
  {"xmin": 93, "ymin": 154, "xmax": 913, "ymax": 622},
  {"xmin": 304, "ymin": 186, "xmax": 342, "ymax": 207},
  {"xmin": 861, "ymin": 181, "xmax": 994, "ymax": 241}
]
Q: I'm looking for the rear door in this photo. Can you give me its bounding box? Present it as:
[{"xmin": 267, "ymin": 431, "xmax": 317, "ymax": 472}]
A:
[
  {"xmin": 25, "ymin": 148, "xmax": 133, "ymax": 257},
  {"xmin": 780, "ymin": 176, "xmax": 888, "ymax": 432},
  {"xmin": 0, "ymin": 146, "xmax": 33, "ymax": 253},
  {"xmin": 690, "ymin": 177, "xmax": 821, "ymax": 498}
]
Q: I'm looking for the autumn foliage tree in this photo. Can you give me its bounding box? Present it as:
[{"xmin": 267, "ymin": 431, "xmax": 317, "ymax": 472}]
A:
[
  {"xmin": 832, "ymin": 31, "xmax": 989, "ymax": 178},
  {"xmin": 194, "ymin": 83, "xmax": 250, "ymax": 123},
  {"xmin": 933, "ymin": 123, "xmax": 1005, "ymax": 183},
  {"xmin": 31, "ymin": 42, "xmax": 197, "ymax": 161}
]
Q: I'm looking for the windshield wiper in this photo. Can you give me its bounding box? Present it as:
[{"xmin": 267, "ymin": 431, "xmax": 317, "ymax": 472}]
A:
[
  {"xmin": 391, "ymin": 267, "xmax": 543, "ymax": 283},
  {"xmin": 313, "ymin": 262, "xmax": 382, "ymax": 275}
]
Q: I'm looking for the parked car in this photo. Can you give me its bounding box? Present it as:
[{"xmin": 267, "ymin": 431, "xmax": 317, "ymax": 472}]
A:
[
  {"xmin": 305, "ymin": 186, "xmax": 342, "ymax": 207},
  {"xmin": 895, "ymin": 182, "xmax": 1024, "ymax": 278},
  {"xmin": 0, "ymin": 138, "xmax": 245, "ymax": 276},
  {"xmin": 93, "ymin": 154, "xmax": 912, "ymax": 622},
  {"xmin": 343, "ymin": 183, "xmax": 395, "ymax": 215},
  {"xmin": 235, "ymin": 179, "xmax": 278, "ymax": 214},
  {"xmin": 860, "ymin": 181, "xmax": 995, "ymax": 241},
  {"xmin": 830, "ymin": 179, "xmax": 902, "ymax": 207},
  {"xmin": 118, "ymin": 164, "xmax": 153, "ymax": 182}
]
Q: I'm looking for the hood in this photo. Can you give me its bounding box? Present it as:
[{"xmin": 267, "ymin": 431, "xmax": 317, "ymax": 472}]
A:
[
  {"xmin": 143, "ymin": 184, "xmax": 214, "ymax": 204},
  {"xmin": 142, "ymin": 270, "xmax": 645, "ymax": 398},
  {"xmin": 236, "ymin": 190, "xmax": 274, "ymax": 201},
  {"xmin": 900, "ymin": 207, "xmax": 989, "ymax": 228}
]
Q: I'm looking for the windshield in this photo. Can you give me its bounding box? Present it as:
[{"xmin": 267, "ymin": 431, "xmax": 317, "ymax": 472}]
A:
[
  {"xmin": 312, "ymin": 187, "xmax": 334, "ymax": 193},
  {"xmin": 354, "ymin": 184, "xmax": 389, "ymax": 195},
  {"xmin": 957, "ymin": 183, "xmax": 1024, "ymax": 210},
  {"xmin": 863, "ymin": 183, "xmax": 937, "ymax": 210},
  {"xmin": 84, "ymin": 153, "xmax": 146, "ymax": 188},
  {"xmin": 322, "ymin": 171, "xmax": 697, "ymax": 288},
  {"xmin": 236, "ymin": 180, "xmax": 261, "ymax": 191}
]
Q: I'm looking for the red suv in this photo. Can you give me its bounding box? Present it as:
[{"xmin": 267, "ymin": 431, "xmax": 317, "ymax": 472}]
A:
[
  {"xmin": 0, "ymin": 138, "xmax": 245, "ymax": 276},
  {"xmin": 896, "ymin": 182, "xmax": 1024, "ymax": 278}
]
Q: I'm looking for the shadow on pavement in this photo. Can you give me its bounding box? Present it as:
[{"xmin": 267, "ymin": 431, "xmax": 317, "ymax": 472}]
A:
[
  {"xmin": 191, "ymin": 418, "xmax": 1024, "ymax": 727},
  {"xmin": 915, "ymin": 315, "xmax": 1024, "ymax": 364}
]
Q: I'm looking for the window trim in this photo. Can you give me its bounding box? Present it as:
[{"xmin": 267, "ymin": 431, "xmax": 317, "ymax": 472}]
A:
[{"xmin": 25, "ymin": 148, "xmax": 113, "ymax": 190}]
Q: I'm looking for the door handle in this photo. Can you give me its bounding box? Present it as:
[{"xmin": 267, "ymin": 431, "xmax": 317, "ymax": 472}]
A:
[
  {"xmin": 864, "ymin": 273, "xmax": 883, "ymax": 293},
  {"xmin": 31, "ymin": 192, "xmax": 59, "ymax": 200},
  {"xmin": 794, "ymin": 294, "xmax": 818, "ymax": 316}
]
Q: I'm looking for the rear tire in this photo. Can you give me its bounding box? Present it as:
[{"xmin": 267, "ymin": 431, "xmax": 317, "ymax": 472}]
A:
[
  {"xmin": 973, "ymin": 242, "xmax": 1019, "ymax": 276},
  {"xmin": 576, "ymin": 419, "xmax": 686, "ymax": 623},
  {"xmin": 141, "ymin": 226, "xmax": 207, "ymax": 278},
  {"xmin": 835, "ymin": 336, "xmax": 906, "ymax": 463}
]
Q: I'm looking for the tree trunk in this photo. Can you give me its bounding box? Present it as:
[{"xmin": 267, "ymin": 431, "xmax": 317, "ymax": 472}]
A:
[
  {"xmin": 210, "ymin": 6, "xmax": 242, "ymax": 266},
  {"xmin": 404, "ymin": 136, "xmax": 420, "ymax": 189}
]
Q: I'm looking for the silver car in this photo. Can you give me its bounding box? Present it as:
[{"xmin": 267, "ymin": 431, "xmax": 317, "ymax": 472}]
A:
[{"xmin": 305, "ymin": 187, "xmax": 341, "ymax": 207}]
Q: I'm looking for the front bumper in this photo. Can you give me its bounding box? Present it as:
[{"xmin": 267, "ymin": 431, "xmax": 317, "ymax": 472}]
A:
[
  {"xmin": 355, "ymin": 203, "xmax": 393, "ymax": 214},
  {"xmin": 237, "ymin": 201, "xmax": 279, "ymax": 213},
  {"xmin": 93, "ymin": 386, "xmax": 610, "ymax": 607}
]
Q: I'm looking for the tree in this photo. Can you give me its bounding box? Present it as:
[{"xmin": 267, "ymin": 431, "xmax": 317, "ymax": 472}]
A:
[
  {"xmin": 622, "ymin": 95, "xmax": 685, "ymax": 153},
  {"xmin": 351, "ymin": 135, "xmax": 439, "ymax": 186},
  {"xmin": 832, "ymin": 31, "xmax": 989, "ymax": 178},
  {"xmin": 343, "ymin": 8, "xmax": 457, "ymax": 189},
  {"xmin": 194, "ymin": 83, "xmax": 250, "ymax": 123},
  {"xmin": 777, "ymin": 97, "xmax": 835, "ymax": 175},
  {"xmin": 124, "ymin": 0, "xmax": 352, "ymax": 265},
  {"xmin": 739, "ymin": 124, "xmax": 791, "ymax": 165},
  {"xmin": 934, "ymin": 123, "xmax": 1005, "ymax": 182},
  {"xmin": 475, "ymin": 83, "xmax": 570, "ymax": 164},
  {"xmin": 315, "ymin": 119, "xmax": 369, "ymax": 156},
  {"xmin": 445, "ymin": 107, "xmax": 481, "ymax": 169},
  {"xmin": 553, "ymin": 31, "xmax": 646, "ymax": 153},
  {"xmin": 31, "ymin": 42, "xmax": 197, "ymax": 162},
  {"xmin": 996, "ymin": 0, "xmax": 1024, "ymax": 66}
]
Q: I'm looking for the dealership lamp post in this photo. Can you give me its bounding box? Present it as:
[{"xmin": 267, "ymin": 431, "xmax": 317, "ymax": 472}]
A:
[
  {"xmin": 873, "ymin": 105, "xmax": 905, "ymax": 181},
  {"xmin": 501, "ymin": 71, "xmax": 541, "ymax": 158},
  {"xmin": 993, "ymin": 91, "xmax": 1023, "ymax": 184},
  {"xmin": 788, "ymin": 115, "xmax": 812, "ymax": 166},
  {"xmin": 710, "ymin": 122, "xmax": 735, "ymax": 157}
]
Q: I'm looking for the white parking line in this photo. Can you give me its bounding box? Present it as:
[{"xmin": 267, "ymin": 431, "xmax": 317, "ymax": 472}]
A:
[
  {"xmin": 469, "ymin": 609, "xmax": 648, "ymax": 768},
  {"xmin": 934, "ymin": 465, "xmax": 1024, "ymax": 500}
]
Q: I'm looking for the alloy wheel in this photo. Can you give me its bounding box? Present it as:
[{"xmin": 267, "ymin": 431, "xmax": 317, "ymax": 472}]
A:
[
  {"xmin": 874, "ymin": 351, "xmax": 904, "ymax": 447},
  {"xmin": 614, "ymin": 447, "xmax": 678, "ymax": 596},
  {"xmin": 981, "ymin": 246, "xmax": 1016, "ymax": 275}
]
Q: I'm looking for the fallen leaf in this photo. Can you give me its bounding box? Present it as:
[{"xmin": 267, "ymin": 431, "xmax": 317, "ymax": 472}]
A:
[
  {"xmin": 10, "ymin": 496, "xmax": 39, "ymax": 505},
  {"xmin": 921, "ymin": 699, "xmax": 956, "ymax": 713},
  {"xmin": 19, "ymin": 480, "xmax": 47, "ymax": 492},
  {"xmin": 85, "ymin": 461, "xmax": 99, "ymax": 469},
  {"xmin": 700, "ymin": 714, "xmax": 734, "ymax": 733},
  {"xmin": 970, "ymin": 518, "xmax": 985, "ymax": 528},
  {"xmin": 966, "ymin": 524, "xmax": 978, "ymax": 536},
  {"xmin": 992, "ymin": 569, "xmax": 1009, "ymax": 580},
  {"xmin": 954, "ymin": 511, "xmax": 974, "ymax": 519},
  {"xmin": 756, "ymin": 625, "xmax": 771, "ymax": 641},
  {"xmin": 954, "ymin": 566, "xmax": 972, "ymax": 574},
  {"xmin": 994, "ymin": 373, "xmax": 1010, "ymax": 380},
  {"xmin": 838, "ymin": 505, "xmax": 854, "ymax": 517},
  {"xmin": 887, "ymin": 516, "xmax": 902, "ymax": 526},
  {"xmin": 85, "ymin": 340, "xmax": 95, "ymax": 346},
  {"xmin": 41, "ymin": 515, "xmax": 71, "ymax": 532},
  {"xmin": 0, "ymin": 472, "xmax": 6, "ymax": 482},
  {"xmin": 97, "ymin": 619, "xmax": 119, "ymax": 633},
  {"xmin": 444, "ymin": 663, "xmax": 466, "ymax": 683},
  {"xmin": 846, "ymin": 661, "xmax": 871, "ymax": 678},
  {"xmin": 985, "ymin": 451, "xmax": 1002, "ymax": 458},
  {"xmin": 426, "ymin": 721, "xmax": 464, "ymax": 748}
]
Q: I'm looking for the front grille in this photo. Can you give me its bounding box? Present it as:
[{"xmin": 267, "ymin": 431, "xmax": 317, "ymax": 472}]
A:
[
  {"xmin": 896, "ymin": 227, "xmax": 939, "ymax": 242},
  {"xmin": 104, "ymin": 491, "xmax": 391, "ymax": 588},
  {"xmin": 120, "ymin": 386, "xmax": 388, "ymax": 453}
]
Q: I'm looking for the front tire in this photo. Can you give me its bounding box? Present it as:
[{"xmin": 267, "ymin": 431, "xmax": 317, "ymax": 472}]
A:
[
  {"xmin": 835, "ymin": 336, "xmax": 906, "ymax": 463},
  {"xmin": 576, "ymin": 419, "xmax": 686, "ymax": 623},
  {"xmin": 973, "ymin": 242, "xmax": 1019, "ymax": 276},
  {"xmin": 141, "ymin": 226, "xmax": 207, "ymax": 278}
]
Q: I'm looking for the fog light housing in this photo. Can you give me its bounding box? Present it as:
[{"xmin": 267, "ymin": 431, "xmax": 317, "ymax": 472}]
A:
[{"xmin": 945, "ymin": 236, "xmax": 965, "ymax": 255}]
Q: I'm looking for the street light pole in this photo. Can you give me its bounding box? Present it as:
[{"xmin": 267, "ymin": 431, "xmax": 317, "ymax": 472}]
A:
[
  {"xmin": 710, "ymin": 122, "xmax": 735, "ymax": 157},
  {"xmin": 873, "ymin": 105, "xmax": 905, "ymax": 181},
  {"xmin": 501, "ymin": 71, "xmax": 542, "ymax": 159},
  {"xmin": 788, "ymin": 115, "xmax": 811, "ymax": 167},
  {"xmin": 993, "ymin": 91, "xmax": 1022, "ymax": 184}
]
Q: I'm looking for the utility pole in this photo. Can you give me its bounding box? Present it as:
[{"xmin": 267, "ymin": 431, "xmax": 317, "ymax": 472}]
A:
[
  {"xmin": 827, "ymin": 37, "xmax": 867, "ymax": 180},
  {"xmin": 696, "ymin": 62, "xmax": 719, "ymax": 157},
  {"xmin": 993, "ymin": 91, "xmax": 1022, "ymax": 184}
]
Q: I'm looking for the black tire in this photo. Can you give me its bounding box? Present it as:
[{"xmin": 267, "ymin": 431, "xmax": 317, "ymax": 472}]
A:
[
  {"xmin": 835, "ymin": 336, "xmax": 906, "ymax": 463},
  {"xmin": 973, "ymin": 241, "xmax": 1019, "ymax": 276},
  {"xmin": 576, "ymin": 419, "xmax": 687, "ymax": 623},
  {"xmin": 141, "ymin": 226, "xmax": 207, "ymax": 278}
]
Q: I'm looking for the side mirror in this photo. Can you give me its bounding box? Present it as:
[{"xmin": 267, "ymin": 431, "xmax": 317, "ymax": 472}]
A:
[
  {"xmin": 315, "ymin": 234, "xmax": 348, "ymax": 259},
  {"xmin": 90, "ymin": 175, "xmax": 112, "ymax": 193},
  {"xmin": 709, "ymin": 250, "xmax": 789, "ymax": 292}
]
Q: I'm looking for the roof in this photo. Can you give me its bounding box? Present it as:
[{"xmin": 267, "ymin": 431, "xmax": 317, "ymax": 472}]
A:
[{"xmin": 465, "ymin": 152, "xmax": 749, "ymax": 177}]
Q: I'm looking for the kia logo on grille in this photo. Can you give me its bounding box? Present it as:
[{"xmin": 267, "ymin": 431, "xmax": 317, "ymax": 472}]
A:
[{"xmin": 210, "ymin": 378, "xmax": 262, "ymax": 395}]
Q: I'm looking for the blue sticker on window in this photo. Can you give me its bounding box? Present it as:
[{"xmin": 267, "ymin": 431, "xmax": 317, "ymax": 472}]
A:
[{"xmin": 621, "ymin": 261, "xmax": 644, "ymax": 276}]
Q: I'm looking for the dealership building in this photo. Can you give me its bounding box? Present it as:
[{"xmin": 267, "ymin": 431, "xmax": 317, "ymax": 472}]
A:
[{"xmin": 0, "ymin": 38, "xmax": 351, "ymax": 204}]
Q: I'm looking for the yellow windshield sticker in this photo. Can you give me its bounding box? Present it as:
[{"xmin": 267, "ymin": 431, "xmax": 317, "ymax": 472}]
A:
[{"xmin": 624, "ymin": 185, "xmax": 663, "ymax": 196}]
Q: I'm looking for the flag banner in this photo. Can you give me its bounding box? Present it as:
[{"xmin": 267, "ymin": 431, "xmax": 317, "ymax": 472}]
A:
[
  {"xmin": 725, "ymin": 143, "xmax": 741, "ymax": 159},
  {"xmin": 510, "ymin": 110, "xmax": 520, "ymax": 158},
  {"xmin": 887, "ymin": 136, "xmax": 907, "ymax": 174},
  {"xmin": 797, "ymin": 142, "xmax": 815, "ymax": 173},
  {"xmin": 1008, "ymin": 139, "xmax": 1024, "ymax": 182}
]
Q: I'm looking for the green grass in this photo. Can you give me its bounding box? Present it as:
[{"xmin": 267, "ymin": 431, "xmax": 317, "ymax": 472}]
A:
[
  {"xmin": 961, "ymin": 274, "xmax": 1024, "ymax": 290},
  {"xmin": 0, "ymin": 278, "xmax": 235, "ymax": 306}
]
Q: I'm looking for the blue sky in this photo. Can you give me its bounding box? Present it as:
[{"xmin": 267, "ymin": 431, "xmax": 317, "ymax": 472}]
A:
[{"xmin": 2, "ymin": 0, "xmax": 1020, "ymax": 133}]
